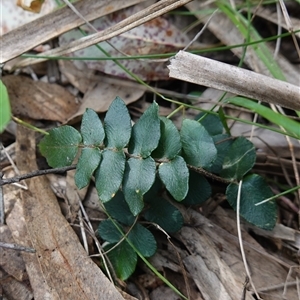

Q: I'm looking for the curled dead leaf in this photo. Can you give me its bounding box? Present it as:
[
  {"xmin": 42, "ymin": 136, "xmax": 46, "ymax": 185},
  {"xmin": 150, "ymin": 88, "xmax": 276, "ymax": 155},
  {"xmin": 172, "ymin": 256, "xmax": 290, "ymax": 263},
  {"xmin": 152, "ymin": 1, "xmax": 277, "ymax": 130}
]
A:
[
  {"xmin": 16, "ymin": 0, "xmax": 45, "ymax": 13},
  {"xmin": 3, "ymin": 75, "xmax": 79, "ymax": 123}
]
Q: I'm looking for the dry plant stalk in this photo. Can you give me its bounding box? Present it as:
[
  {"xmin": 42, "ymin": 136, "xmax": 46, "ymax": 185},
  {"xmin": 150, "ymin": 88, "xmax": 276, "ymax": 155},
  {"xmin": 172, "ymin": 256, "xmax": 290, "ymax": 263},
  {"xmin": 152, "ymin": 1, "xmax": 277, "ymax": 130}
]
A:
[
  {"xmin": 13, "ymin": 0, "xmax": 193, "ymax": 68},
  {"xmin": 168, "ymin": 50, "xmax": 300, "ymax": 111}
]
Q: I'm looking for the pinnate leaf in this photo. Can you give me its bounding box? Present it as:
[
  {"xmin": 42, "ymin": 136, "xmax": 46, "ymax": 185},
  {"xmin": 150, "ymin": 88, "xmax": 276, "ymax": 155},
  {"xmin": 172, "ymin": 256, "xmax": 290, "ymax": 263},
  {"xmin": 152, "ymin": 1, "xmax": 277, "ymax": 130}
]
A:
[
  {"xmin": 195, "ymin": 112, "xmax": 223, "ymax": 136},
  {"xmin": 158, "ymin": 156, "xmax": 189, "ymax": 201},
  {"xmin": 128, "ymin": 102, "xmax": 160, "ymax": 157},
  {"xmin": 99, "ymin": 220, "xmax": 137, "ymax": 280},
  {"xmin": 182, "ymin": 171, "xmax": 211, "ymax": 205},
  {"xmin": 207, "ymin": 134, "xmax": 233, "ymax": 174},
  {"xmin": 95, "ymin": 149, "xmax": 125, "ymax": 202},
  {"xmin": 39, "ymin": 126, "xmax": 82, "ymax": 167},
  {"xmin": 104, "ymin": 97, "xmax": 131, "ymax": 149},
  {"xmin": 123, "ymin": 157, "xmax": 156, "ymax": 216},
  {"xmin": 128, "ymin": 224, "xmax": 156, "ymax": 257},
  {"xmin": 98, "ymin": 219, "xmax": 123, "ymax": 243},
  {"xmin": 144, "ymin": 197, "xmax": 183, "ymax": 233},
  {"xmin": 75, "ymin": 148, "xmax": 101, "ymax": 189},
  {"xmin": 181, "ymin": 119, "xmax": 217, "ymax": 168},
  {"xmin": 81, "ymin": 108, "xmax": 104, "ymax": 145},
  {"xmin": 152, "ymin": 117, "xmax": 181, "ymax": 159},
  {"xmin": 221, "ymin": 137, "xmax": 256, "ymax": 180},
  {"xmin": 105, "ymin": 242, "xmax": 137, "ymax": 280},
  {"xmin": 226, "ymin": 174, "xmax": 277, "ymax": 230},
  {"xmin": 104, "ymin": 191, "xmax": 135, "ymax": 226},
  {"xmin": 143, "ymin": 177, "xmax": 163, "ymax": 202},
  {"xmin": 0, "ymin": 81, "xmax": 11, "ymax": 133}
]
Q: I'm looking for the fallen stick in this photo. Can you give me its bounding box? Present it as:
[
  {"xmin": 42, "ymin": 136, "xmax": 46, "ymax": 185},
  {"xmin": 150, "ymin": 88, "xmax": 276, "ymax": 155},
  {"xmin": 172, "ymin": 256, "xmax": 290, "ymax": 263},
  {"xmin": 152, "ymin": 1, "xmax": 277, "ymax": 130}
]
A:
[
  {"xmin": 168, "ymin": 50, "xmax": 300, "ymax": 111},
  {"xmin": 1, "ymin": 0, "xmax": 146, "ymax": 64},
  {"xmin": 11, "ymin": 0, "xmax": 193, "ymax": 67}
]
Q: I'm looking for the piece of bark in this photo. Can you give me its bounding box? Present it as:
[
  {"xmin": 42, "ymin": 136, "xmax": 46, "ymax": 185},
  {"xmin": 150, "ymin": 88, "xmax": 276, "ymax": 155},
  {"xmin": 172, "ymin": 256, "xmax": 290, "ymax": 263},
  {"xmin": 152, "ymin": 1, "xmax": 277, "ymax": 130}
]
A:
[
  {"xmin": 6, "ymin": 198, "xmax": 57, "ymax": 299},
  {"xmin": 179, "ymin": 207, "xmax": 297, "ymax": 299},
  {"xmin": 0, "ymin": 268, "xmax": 33, "ymax": 300},
  {"xmin": 0, "ymin": 225, "xmax": 27, "ymax": 282},
  {"xmin": 14, "ymin": 125, "xmax": 124, "ymax": 300},
  {"xmin": 168, "ymin": 50, "xmax": 300, "ymax": 111},
  {"xmin": 177, "ymin": 226, "xmax": 249, "ymax": 300}
]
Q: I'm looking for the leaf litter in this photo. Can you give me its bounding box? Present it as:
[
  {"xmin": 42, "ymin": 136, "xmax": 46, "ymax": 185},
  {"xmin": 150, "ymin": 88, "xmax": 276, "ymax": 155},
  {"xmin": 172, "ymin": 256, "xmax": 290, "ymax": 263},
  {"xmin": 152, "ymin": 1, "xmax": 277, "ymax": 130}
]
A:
[
  {"xmin": 1, "ymin": 1, "xmax": 300, "ymax": 299},
  {"xmin": 59, "ymin": 1, "xmax": 192, "ymax": 80}
]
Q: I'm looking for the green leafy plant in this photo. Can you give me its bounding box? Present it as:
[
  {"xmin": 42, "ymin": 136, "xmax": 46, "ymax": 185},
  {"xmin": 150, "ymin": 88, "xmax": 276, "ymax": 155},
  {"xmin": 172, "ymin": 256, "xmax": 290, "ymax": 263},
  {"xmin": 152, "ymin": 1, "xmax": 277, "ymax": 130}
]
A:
[
  {"xmin": 39, "ymin": 96, "xmax": 277, "ymax": 279},
  {"xmin": 0, "ymin": 80, "xmax": 11, "ymax": 133}
]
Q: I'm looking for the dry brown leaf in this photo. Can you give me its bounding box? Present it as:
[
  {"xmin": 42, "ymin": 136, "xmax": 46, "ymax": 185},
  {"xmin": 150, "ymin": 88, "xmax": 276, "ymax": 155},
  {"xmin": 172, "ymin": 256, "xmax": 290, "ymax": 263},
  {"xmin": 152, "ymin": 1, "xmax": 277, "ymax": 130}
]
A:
[
  {"xmin": 16, "ymin": 0, "xmax": 45, "ymax": 13},
  {"xmin": 45, "ymin": 172, "xmax": 83, "ymax": 222},
  {"xmin": 3, "ymin": 75, "xmax": 79, "ymax": 123},
  {"xmin": 58, "ymin": 1, "xmax": 192, "ymax": 81},
  {"xmin": 65, "ymin": 169, "xmax": 88, "ymax": 222},
  {"xmin": 68, "ymin": 80, "xmax": 145, "ymax": 123},
  {"xmin": 59, "ymin": 61, "xmax": 145, "ymax": 123},
  {"xmin": 59, "ymin": 60, "xmax": 97, "ymax": 94},
  {"xmin": 13, "ymin": 125, "xmax": 124, "ymax": 300}
]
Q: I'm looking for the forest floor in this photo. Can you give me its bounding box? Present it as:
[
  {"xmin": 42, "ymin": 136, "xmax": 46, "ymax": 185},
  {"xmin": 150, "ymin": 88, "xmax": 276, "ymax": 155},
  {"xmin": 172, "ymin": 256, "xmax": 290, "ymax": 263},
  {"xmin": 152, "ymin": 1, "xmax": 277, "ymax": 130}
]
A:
[{"xmin": 1, "ymin": 1, "xmax": 300, "ymax": 299}]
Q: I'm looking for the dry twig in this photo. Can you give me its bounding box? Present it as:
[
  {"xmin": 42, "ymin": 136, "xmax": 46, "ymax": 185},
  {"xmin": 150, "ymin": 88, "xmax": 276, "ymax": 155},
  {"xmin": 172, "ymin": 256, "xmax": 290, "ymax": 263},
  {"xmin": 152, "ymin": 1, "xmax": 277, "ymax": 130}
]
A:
[{"xmin": 168, "ymin": 51, "xmax": 300, "ymax": 111}]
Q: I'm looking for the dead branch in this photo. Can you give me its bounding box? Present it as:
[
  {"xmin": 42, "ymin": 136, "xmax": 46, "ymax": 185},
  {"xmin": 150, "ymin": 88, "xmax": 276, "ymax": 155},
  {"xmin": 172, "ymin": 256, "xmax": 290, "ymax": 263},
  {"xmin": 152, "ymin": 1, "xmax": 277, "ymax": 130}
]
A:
[{"xmin": 168, "ymin": 50, "xmax": 300, "ymax": 111}]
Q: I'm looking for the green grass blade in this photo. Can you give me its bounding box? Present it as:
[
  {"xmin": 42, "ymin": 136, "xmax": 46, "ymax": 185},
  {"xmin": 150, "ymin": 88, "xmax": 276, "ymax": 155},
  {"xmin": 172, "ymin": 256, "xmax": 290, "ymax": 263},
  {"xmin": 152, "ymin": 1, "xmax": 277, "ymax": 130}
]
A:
[
  {"xmin": 217, "ymin": 1, "xmax": 286, "ymax": 80},
  {"xmin": 227, "ymin": 97, "xmax": 300, "ymax": 139}
]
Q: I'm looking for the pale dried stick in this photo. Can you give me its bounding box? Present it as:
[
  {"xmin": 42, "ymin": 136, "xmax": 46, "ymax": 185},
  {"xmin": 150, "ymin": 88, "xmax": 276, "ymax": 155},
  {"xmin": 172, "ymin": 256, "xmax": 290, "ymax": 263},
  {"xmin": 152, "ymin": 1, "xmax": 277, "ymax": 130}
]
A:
[
  {"xmin": 283, "ymin": 265, "xmax": 300, "ymax": 297},
  {"xmin": 61, "ymin": 0, "xmax": 136, "ymax": 58},
  {"xmin": 236, "ymin": 180, "xmax": 262, "ymax": 299},
  {"xmin": 278, "ymin": 0, "xmax": 300, "ymax": 59},
  {"xmin": 150, "ymin": 222, "xmax": 191, "ymax": 300},
  {"xmin": 257, "ymin": 280, "xmax": 298, "ymax": 293},
  {"xmin": 15, "ymin": 0, "xmax": 193, "ymax": 68},
  {"xmin": 1, "ymin": 143, "xmax": 28, "ymax": 190},
  {"xmin": 168, "ymin": 51, "xmax": 300, "ymax": 111},
  {"xmin": 61, "ymin": 0, "xmax": 98, "ymax": 33},
  {"xmin": 0, "ymin": 185, "xmax": 3, "ymax": 225},
  {"xmin": 102, "ymin": 216, "xmax": 138, "ymax": 256},
  {"xmin": 0, "ymin": 241, "xmax": 36, "ymax": 253},
  {"xmin": 273, "ymin": 2, "xmax": 282, "ymax": 59},
  {"xmin": 276, "ymin": 107, "xmax": 300, "ymax": 188},
  {"xmin": 182, "ymin": 8, "xmax": 218, "ymax": 52},
  {"xmin": 1, "ymin": 0, "xmax": 144, "ymax": 63},
  {"xmin": 78, "ymin": 209, "xmax": 89, "ymax": 254},
  {"xmin": 266, "ymin": 102, "xmax": 300, "ymax": 225},
  {"xmin": 78, "ymin": 200, "xmax": 114, "ymax": 283}
]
